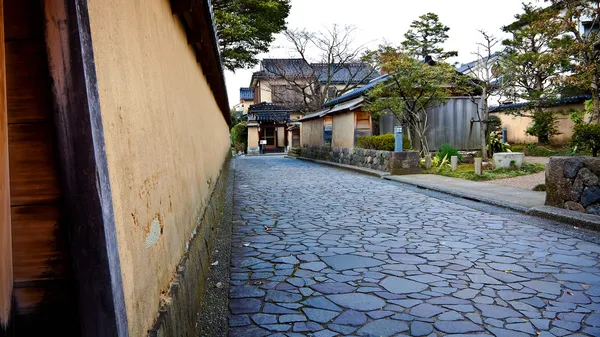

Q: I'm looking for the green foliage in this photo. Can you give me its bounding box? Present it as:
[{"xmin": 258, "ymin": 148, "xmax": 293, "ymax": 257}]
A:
[
  {"xmin": 230, "ymin": 110, "xmax": 245, "ymax": 126},
  {"xmin": 401, "ymin": 12, "xmax": 457, "ymax": 60},
  {"xmin": 533, "ymin": 184, "xmax": 546, "ymax": 191},
  {"xmin": 487, "ymin": 131, "xmax": 511, "ymax": 155},
  {"xmin": 213, "ymin": 0, "xmax": 290, "ymax": 70},
  {"xmin": 356, "ymin": 134, "xmax": 412, "ymax": 151},
  {"xmin": 357, "ymin": 134, "xmax": 394, "ymax": 151},
  {"xmin": 487, "ymin": 115, "xmax": 502, "ymax": 134},
  {"xmin": 364, "ymin": 49, "xmax": 457, "ymax": 154},
  {"xmin": 524, "ymin": 143, "xmax": 579, "ymax": 157},
  {"xmin": 547, "ymin": 0, "xmax": 600, "ymax": 120},
  {"xmin": 569, "ymin": 99, "xmax": 593, "ymax": 125},
  {"xmin": 430, "ymin": 162, "xmax": 545, "ymax": 181},
  {"xmin": 571, "ymin": 123, "xmax": 600, "ymax": 157},
  {"xmin": 525, "ymin": 110, "xmax": 559, "ymax": 144},
  {"xmin": 437, "ymin": 144, "xmax": 461, "ymax": 162},
  {"xmin": 500, "ymin": 3, "xmax": 569, "ymax": 109},
  {"xmin": 230, "ymin": 122, "xmax": 248, "ymax": 152}
]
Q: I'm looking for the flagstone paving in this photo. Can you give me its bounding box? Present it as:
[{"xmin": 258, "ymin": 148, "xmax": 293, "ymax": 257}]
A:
[{"xmin": 229, "ymin": 156, "xmax": 600, "ymax": 337}]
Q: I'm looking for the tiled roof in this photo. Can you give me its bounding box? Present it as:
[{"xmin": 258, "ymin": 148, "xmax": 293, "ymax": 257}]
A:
[
  {"xmin": 489, "ymin": 94, "xmax": 591, "ymax": 112},
  {"xmin": 248, "ymin": 102, "xmax": 292, "ymax": 122},
  {"xmin": 312, "ymin": 63, "xmax": 377, "ymax": 84},
  {"xmin": 251, "ymin": 59, "xmax": 376, "ymax": 85},
  {"xmin": 256, "ymin": 111, "xmax": 290, "ymax": 122},
  {"xmin": 248, "ymin": 102, "xmax": 292, "ymax": 112},
  {"xmin": 322, "ymin": 74, "xmax": 389, "ymax": 108},
  {"xmin": 240, "ymin": 88, "xmax": 254, "ymax": 101}
]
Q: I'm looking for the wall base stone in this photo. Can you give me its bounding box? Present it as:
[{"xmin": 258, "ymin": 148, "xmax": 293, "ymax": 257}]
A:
[
  {"xmin": 390, "ymin": 151, "xmax": 421, "ymax": 175},
  {"xmin": 148, "ymin": 154, "xmax": 232, "ymax": 337},
  {"xmin": 546, "ymin": 156, "xmax": 600, "ymax": 216},
  {"xmin": 247, "ymin": 147, "xmax": 260, "ymax": 155},
  {"xmin": 301, "ymin": 145, "xmax": 395, "ymax": 173}
]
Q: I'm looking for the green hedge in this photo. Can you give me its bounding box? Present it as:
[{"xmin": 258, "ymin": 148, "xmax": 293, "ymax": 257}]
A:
[
  {"xmin": 231, "ymin": 122, "xmax": 247, "ymax": 152},
  {"xmin": 572, "ymin": 123, "xmax": 600, "ymax": 157},
  {"xmin": 356, "ymin": 134, "xmax": 412, "ymax": 151}
]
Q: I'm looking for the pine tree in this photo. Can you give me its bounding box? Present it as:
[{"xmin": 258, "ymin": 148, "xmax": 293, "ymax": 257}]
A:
[
  {"xmin": 500, "ymin": 3, "xmax": 569, "ymax": 143},
  {"xmin": 213, "ymin": 0, "xmax": 291, "ymax": 71},
  {"xmin": 401, "ymin": 12, "xmax": 458, "ymax": 61},
  {"xmin": 548, "ymin": 0, "xmax": 600, "ymax": 123}
]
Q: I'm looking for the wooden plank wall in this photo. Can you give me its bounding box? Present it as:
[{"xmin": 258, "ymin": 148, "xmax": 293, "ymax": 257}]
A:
[
  {"xmin": 0, "ymin": 0, "xmax": 11, "ymax": 329},
  {"xmin": 3, "ymin": 1, "xmax": 78, "ymax": 335}
]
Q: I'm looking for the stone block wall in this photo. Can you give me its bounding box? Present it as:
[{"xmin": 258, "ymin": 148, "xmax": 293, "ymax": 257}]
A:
[
  {"xmin": 301, "ymin": 146, "xmax": 393, "ymax": 172},
  {"xmin": 546, "ymin": 157, "xmax": 600, "ymax": 215}
]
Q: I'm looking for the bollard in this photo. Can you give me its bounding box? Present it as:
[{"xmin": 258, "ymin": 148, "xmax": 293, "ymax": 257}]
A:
[
  {"xmin": 451, "ymin": 156, "xmax": 458, "ymax": 171},
  {"xmin": 425, "ymin": 154, "xmax": 432, "ymax": 169},
  {"xmin": 394, "ymin": 126, "xmax": 403, "ymax": 152},
  {"xmin": 475, "ymin": 157, "xmax": 482, "ymax": 175}
]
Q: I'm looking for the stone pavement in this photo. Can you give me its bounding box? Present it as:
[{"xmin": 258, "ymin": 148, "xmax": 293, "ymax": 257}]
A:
[{"xmin": 229, "ymin": 156, "xmax": 600, "ymax": 337}]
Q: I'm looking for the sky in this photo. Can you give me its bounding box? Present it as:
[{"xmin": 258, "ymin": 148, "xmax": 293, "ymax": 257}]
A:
[{"xmin": 224, "ymin": 0, "xmax": 542, "ymax": 108}]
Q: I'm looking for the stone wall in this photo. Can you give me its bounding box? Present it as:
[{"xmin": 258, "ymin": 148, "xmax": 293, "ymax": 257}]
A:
[
  {"xmin": 546, "ymin": 157, "xmax": 600, "ymax": 215},
  {"xmin": 302, "ymin": 146, "xmax": 393, "ymax": 172}
]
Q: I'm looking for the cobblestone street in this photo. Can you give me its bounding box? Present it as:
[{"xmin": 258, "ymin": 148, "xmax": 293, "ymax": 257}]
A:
[{"xmin": 229, "ymin": 156, "xmax": 600, "ymax": 337}]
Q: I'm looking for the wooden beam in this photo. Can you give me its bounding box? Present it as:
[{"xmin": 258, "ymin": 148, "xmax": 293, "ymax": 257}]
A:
[
  {"xmin": 170, "ymin": 0, "xmax": 202, "ymax": 14},
  {"xmin": 187, "ymin": 28, "xmax": 203, "ymax": 44},
  {"xmin": 0, "ymin": 0, "xmax": 13, "ymax": 329},
  {"xmin": 43, "ymin": 1, "xmax": 128, "ymax": 336}
]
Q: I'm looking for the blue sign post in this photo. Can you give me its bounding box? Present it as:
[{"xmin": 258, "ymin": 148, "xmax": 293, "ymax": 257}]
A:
[{"xmin": 394, "ymin": 126, "xmax": 403, "ymax": 152}]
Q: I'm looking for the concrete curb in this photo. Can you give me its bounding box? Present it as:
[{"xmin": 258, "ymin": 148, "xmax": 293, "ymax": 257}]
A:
[
  {"xmin": 289, "ymin": 156, "xmax": 390, "ymax": 178},
  {"xmin": 527, "ymin": 206, "xmax": 600, "ymax": 231},
  {"xmin": 383, "ymin": 175, "xmax": 600, "ymax": 230},
  {"xmin": 382, "ymin": 176, "xmax": 530, "ymax": 213}
]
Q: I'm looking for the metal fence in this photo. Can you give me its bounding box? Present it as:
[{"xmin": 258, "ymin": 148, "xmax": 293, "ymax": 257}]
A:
[{"xmin": 379, "ymin": 97, "xmax": 482, "ymax": 151}]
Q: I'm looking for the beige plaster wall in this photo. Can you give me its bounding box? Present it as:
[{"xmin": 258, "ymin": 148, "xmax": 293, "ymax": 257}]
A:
[
  {"xmin": 493, "ymin": 103, "xmax": 584, "ymax": 144},
  {"xmin": 332, "ymin": 111, "xmax": 355, "ymax": 149},
  {"xmin": 248, "ymin": 125, "xmax": 259, "ymax": 148},
  {"xmin": 301, "ymin": 118, "xmax": 324, "ymax": 147},
  {"xmin": 87, "ymin": 1, "xmax": 230, "ymax": 335}
]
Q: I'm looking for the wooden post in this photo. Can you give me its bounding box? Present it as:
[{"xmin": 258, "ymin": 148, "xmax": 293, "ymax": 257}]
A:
[
  {"xmin": 475, "ymin": 158, "xmax": 482, "ymax": 175},
  {"xmin": 451, "ymin": 156, "xmax": 458, "ymax": 171},
  {"xmin": 425, "ymin": 154, "xmax": 432, "ymax": 169},
  {"xmin": 0, "ymin": 0, "xmax": 12, "ymax": 328}
]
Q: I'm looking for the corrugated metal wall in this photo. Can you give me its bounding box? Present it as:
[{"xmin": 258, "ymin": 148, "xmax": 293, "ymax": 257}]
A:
[{"xmin": 379, "ymin": 97, "xmax": 482, "ymax": 151}]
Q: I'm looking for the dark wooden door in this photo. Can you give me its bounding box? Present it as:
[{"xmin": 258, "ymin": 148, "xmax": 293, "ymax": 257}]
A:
[{"xmin": 3, "ymin": 1, "xmax": 78, "ymax": 335}]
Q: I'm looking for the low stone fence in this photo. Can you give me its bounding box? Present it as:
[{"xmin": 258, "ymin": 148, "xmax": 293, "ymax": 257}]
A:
[
  {"xmin": 546, "ymin": 157, "xmax": 600, "ymax": 215},
  {"xmin": 301, "ymin": 145, "xmax": 420, "ymax": 175}
]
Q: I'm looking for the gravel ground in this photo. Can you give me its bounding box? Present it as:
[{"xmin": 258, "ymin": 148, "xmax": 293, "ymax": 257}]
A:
[
  {"xmin": 488, "ymin": 157, "xmax": 549, "ymax": 190},
  {"xmin": 489, "ymin": 171, "xmax": 546, "ymax": 190}
]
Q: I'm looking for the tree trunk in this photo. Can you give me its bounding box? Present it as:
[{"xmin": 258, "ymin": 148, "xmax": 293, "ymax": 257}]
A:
[
  {"xmin": 479, "ymin": 95, "xmax": 488, "ymax": 158},
  {"xmin": 592, "ymin": 73, "xmax": 600, "ymax": 124}
]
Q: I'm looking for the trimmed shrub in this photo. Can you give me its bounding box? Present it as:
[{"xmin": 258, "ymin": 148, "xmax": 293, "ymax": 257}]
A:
[
  {"xmin": 572, "ymin": 123, "xmax": 600, "ymax": 157},
  {"xmin": 356, "ymin": 134, "xmax": 412, "ymax": 151},
  {"xmin": 231, "ymin": 122, "xmax": 247, "ymax": 152},
  {"xmin": 437, "ymin": 143, "xmax": 461, "ymax": 162}
]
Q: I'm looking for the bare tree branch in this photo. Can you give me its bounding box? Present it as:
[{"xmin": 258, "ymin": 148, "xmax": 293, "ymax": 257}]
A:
[{"xmin": 264, "ymin": 25, "xmax": 377, "ymax": 112}]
